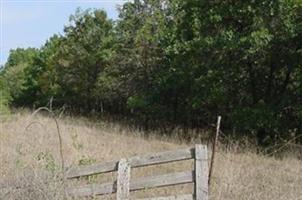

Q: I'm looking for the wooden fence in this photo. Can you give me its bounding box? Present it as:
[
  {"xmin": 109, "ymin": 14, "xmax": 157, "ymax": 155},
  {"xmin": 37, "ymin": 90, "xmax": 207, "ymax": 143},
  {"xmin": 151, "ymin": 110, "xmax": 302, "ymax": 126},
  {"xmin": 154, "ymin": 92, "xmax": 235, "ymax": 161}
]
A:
[{"xmin": 66, "ymin": 144, "xmax": 208, "ymax": 200}]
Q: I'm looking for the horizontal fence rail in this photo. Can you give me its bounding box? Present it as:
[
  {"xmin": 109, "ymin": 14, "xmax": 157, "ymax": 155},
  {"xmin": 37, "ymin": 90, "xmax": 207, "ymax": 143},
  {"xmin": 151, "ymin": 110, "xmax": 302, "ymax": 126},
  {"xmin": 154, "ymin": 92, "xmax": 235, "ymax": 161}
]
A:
[
  {"xmin": 66, "ymin": 147, "xmax": 195, "ymax": 179},
  {"xmin": 65, "ymin": 145, "xmax": 208, "ymax": 200},
  {"xmin": 67, "ymin": 171, "xmax": 194, "ymax": 197},
  {"xmin": 137, "ymin": 194, "xmax": 194, "ymax": 200}
]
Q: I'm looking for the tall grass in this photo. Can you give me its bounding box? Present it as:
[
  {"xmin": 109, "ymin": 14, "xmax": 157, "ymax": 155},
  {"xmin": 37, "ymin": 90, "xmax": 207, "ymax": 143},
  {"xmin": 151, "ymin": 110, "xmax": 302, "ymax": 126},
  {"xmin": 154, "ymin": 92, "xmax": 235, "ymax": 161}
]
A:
[{"xmin": 0, "ymin": 110, "xmax": 301, "ymax": 199}]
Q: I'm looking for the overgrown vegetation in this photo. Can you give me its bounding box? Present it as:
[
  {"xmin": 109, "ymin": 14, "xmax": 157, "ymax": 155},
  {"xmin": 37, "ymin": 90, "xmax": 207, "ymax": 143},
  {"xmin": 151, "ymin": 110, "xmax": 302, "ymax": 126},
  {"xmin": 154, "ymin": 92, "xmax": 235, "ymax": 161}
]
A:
[
  {"xmin": 1, "ymin": 111, "xmax": 301, "ymax": 199},
  {"xmin": 1, "ymin": 0, "xmax": 302, "ymax": 145}
]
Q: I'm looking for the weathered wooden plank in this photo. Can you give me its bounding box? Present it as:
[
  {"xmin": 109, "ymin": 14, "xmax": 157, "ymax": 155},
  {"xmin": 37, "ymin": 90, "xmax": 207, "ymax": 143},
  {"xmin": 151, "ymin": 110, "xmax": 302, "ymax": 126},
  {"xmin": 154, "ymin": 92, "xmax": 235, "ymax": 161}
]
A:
[
  {"xmin": 66, "ymin": 160, "xmax": 117, "ymax": 179},
  {"xmin": 130, "ymin": 171, "xmax": 193, "ymax": 191},
  {"xmin": 66, "ymin": 182, "xmax": 116, "ymax": 197},
  {"xmin": 67, "ymin": 171, "xmax": 194, "ymax": 197},
  {"xmin": 137, "ymin": 194, "xmax": 194, "ymax": 200},
  {"xmin": 128, "ymin": 148, "xmax": 194, "ymax": 168},
  {"xmin": 194, "ymin": 145, "xmax": 208, "ymax": 200},
  {"xmin": 117, "ymin": 159, "xmax": 131, "ymax": 200},
  {"xmin": 67, "ymin": 147, "xmax": 194, "ymax": 178}
]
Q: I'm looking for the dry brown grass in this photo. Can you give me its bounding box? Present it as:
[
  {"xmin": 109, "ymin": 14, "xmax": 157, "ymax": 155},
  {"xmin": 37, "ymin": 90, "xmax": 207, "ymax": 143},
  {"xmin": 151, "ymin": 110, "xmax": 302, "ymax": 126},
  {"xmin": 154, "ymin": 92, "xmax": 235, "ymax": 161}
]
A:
[{"xmin": 0, "ymin": 110, "xmax": 301, "ymax": 200}]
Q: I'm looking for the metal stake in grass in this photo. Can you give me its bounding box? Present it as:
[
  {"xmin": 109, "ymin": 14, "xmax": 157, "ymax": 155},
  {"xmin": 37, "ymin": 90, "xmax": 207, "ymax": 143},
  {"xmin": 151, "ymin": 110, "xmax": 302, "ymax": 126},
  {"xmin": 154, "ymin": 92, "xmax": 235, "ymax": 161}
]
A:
[{"xmin": 208, "ymin": 116, "xmax": 221, "ymax": 187}]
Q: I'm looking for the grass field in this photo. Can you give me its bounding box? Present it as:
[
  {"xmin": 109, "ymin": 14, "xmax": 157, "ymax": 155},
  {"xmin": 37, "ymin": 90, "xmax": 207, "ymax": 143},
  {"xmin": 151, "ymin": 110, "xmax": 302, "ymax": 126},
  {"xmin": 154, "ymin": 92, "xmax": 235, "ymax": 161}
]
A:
[{"xmin": 0, "ymin": 110, "xmax": 301, "ymax": 199}]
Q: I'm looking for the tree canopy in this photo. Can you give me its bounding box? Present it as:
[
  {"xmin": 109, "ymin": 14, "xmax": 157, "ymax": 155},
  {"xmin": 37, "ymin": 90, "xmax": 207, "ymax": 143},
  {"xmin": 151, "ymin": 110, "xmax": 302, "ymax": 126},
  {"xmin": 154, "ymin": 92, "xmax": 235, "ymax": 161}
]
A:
[{"xmin": 1, "ymin": 0, "xmax": 302, "ymax": 144}]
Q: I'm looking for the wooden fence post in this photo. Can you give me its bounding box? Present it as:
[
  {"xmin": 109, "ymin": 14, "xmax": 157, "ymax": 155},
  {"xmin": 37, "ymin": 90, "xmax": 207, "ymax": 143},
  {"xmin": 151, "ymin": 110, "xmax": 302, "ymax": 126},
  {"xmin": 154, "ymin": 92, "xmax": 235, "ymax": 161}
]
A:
[
  {"xmin": 209, "ymin": 116, "xmax": 221, "ymax": 186},
  {"xmin": 195, "ymin": 145, "xmax": 208, "ymax": 200},
  {"xmin": 117, "ymin": 158, "xmax": 131, "ymax": 200}
]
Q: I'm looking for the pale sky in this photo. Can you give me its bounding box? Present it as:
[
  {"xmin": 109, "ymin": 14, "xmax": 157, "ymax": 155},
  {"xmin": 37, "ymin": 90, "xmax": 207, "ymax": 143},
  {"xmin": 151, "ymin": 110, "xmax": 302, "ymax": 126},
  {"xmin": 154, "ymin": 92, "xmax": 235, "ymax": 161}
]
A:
[{"xmin": 0, "ymin": 0, "xmax": 129, "ymax": 65}]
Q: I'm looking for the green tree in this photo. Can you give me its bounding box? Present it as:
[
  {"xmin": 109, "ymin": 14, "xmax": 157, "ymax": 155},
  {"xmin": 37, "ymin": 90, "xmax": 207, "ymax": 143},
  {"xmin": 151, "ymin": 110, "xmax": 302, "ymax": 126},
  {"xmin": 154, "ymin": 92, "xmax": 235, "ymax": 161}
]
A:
[
  {"xmin": 3, "ymin": 1, "xmax": 302, "ymax": 144},
  {"xmin": 55, "ymin": 8, "xmax": 116, "ymax": 111},
  {"xmin": 22, "ymin": 35, "xmax": 63, "ymax": 106},
  {"xmin": 2, "ymin": 48, "xmax": 39, "ymax": 105},
  {"xmin": 0, "ymin": 76, "xmax": 11, "ymax": 114},
  {"xmin": 114, "ymin": 0, "xmax": 170, "ymax": 124},
  {"xmin": 162, "ymin": 0, "xmax": 302, "ymax": 142}
]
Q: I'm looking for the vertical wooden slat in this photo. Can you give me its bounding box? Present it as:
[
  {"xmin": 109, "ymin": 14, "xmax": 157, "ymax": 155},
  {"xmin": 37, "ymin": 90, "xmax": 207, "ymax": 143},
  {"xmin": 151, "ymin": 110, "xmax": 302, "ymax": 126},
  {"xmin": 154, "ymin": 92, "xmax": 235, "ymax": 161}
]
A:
[
  {"xmin": 194, "ymin": 145, "xmax": 208, "ymax": 200},
  {"xmin": 117, "ymin": 159, "xmax": 131, "ymax": 200}
]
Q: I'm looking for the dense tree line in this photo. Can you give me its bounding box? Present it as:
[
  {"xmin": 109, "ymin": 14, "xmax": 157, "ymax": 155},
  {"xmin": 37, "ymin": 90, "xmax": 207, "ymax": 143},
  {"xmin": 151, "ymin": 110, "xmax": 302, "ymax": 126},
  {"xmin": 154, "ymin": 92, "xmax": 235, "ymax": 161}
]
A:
[{"xmin": 1, "ymin": 0, "xmax": 302, "ymax": 144}]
